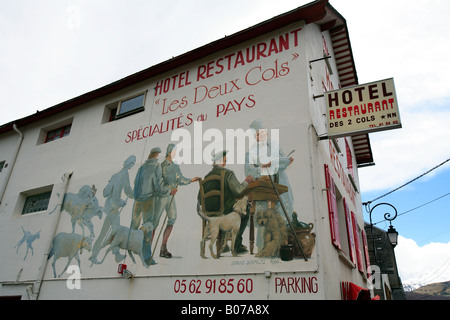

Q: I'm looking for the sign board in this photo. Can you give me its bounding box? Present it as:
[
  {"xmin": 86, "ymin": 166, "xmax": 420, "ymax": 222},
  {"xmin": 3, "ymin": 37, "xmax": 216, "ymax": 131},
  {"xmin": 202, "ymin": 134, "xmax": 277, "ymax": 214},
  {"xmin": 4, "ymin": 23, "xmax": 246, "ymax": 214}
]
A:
[{"xmin": 325, "ymin": 78, "xmax": 401, "ymax": 138}]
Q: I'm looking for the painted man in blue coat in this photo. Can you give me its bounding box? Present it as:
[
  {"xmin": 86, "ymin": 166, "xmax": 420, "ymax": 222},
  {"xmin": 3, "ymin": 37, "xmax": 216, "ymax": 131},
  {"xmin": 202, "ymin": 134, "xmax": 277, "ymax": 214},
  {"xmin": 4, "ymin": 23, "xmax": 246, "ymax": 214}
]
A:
[{"xmin": 131, "ymin": 147, "xmax": 172, "ymax": 265}]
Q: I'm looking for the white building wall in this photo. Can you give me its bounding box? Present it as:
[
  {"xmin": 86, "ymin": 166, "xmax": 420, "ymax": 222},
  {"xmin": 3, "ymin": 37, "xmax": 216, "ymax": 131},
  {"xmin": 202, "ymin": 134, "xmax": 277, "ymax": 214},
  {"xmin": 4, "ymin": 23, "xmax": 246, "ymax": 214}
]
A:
[{"xmin": 0, "ymin": 19, "xmax": 371, "ymax": 300}]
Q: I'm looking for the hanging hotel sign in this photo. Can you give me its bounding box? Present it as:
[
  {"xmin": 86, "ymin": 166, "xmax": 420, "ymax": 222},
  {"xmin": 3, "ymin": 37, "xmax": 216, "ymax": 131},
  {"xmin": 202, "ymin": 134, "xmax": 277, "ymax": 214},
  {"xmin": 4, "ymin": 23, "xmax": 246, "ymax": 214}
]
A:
[{"xmin": 325, "ymin": 78, "xmax": 401, "ymax": 138}]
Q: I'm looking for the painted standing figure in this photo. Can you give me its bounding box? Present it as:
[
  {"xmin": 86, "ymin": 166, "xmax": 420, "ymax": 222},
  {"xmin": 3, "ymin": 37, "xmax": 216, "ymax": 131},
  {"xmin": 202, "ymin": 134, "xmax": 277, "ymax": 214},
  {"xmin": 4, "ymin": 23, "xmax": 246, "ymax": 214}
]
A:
[
  {"xmin": 89, "ymin": 155, "xmax": 136, "ymax": 265},
  {"xmin": 245, "ymin": 119, "xmax": 294, "ymax": 251},
  {"xmin": 158, "ymin": 144, "xmax": 200, "ymax": 258},
  {"xmin": 131, "ymin": 147, "xmax": 171, "ymax": 266}
]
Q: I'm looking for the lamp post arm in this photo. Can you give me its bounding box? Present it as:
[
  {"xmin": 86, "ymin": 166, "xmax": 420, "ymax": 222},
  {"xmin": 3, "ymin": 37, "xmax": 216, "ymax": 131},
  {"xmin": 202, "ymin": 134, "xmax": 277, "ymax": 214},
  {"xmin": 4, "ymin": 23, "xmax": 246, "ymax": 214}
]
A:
[{"xmin": 367, "ymin": 203, "xmax": 398, "ymax": 265}]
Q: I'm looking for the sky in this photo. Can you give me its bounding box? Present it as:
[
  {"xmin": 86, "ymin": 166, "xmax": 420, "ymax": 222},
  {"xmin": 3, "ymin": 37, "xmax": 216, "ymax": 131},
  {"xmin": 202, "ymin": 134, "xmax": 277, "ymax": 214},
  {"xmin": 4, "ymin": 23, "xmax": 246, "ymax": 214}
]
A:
[{"xmin": 1, "ymin": 0, "xmax": 449, "ymax": 291}]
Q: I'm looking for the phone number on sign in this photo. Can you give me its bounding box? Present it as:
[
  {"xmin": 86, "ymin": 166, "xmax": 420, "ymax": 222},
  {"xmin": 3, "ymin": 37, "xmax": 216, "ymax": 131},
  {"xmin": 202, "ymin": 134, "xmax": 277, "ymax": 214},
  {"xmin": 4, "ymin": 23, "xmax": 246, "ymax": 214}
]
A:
[{"xmin": 174, "ymin": 278, "xmax": 253, "ymax": 294}]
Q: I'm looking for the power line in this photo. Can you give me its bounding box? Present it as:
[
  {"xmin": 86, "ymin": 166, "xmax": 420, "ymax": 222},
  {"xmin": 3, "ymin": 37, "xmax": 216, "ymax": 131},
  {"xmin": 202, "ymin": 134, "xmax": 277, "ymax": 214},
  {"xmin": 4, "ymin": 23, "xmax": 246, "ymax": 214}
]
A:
[
  {"xmin": 364, "ymin": 157, "xmax": 450, "ymax": 205},
  {"xmin": 406, "ymin": 257, "xmax": 450, "ymax": 291},
  {"xmin": 421, "ymin": 263, "xmax": 450, "ymax": 285},
  {"xmin": 373, "ymin": 192, "xmax": 450, "ymax": 225},
  {"xmin": 416, "ymin": 257, "xmax": 450, "ymax": 284},
  {"xmin": 397, "ymin": 192, "xmax": 450, "ymax": 217}
]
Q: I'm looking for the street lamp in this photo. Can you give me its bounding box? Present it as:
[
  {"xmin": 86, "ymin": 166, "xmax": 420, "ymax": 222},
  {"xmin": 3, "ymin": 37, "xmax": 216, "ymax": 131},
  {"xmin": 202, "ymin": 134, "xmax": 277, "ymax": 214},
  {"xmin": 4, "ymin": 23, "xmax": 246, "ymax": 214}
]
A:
[
  {"xmin": 364, "ymin": 202, "xmax": 399, "ymax": 263},
  {"xmin": 387, "ymin": 225, "xmax": 398, "ymax": 248}
]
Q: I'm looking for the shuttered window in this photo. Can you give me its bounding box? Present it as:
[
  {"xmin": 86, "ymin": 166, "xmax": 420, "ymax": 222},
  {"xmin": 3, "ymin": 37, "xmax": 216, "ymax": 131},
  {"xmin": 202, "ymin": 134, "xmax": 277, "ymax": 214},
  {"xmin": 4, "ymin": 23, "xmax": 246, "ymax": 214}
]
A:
[
  {"xmin": 361, "ymin": 229, "xmax": 371, "ymax": 276},
  {"xmin": 345, "ymin": 138, "xmax": 354, "ymax": 178},
  {"xmin": 324, "ymin": 164, "xmax": 341, "ymax": 249},
  {"xmin": 344, "ymin": 198, "xmax": 357, "ymax": 265},
  {"xmin": 351, "ymin": 212, "xmax": 364, "ymax": 273}
]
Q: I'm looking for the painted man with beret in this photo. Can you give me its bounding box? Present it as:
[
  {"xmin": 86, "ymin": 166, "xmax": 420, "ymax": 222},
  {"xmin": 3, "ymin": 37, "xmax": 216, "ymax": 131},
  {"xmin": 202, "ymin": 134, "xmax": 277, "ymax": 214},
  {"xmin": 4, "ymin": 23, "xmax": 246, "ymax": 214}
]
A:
[
  {"xmin": 131, "ymin": 147, "xmax": 172, "ymax": 265},
  {"xmin": 198, "ymin": 150, "xmax": 254, "ymax": 254}
]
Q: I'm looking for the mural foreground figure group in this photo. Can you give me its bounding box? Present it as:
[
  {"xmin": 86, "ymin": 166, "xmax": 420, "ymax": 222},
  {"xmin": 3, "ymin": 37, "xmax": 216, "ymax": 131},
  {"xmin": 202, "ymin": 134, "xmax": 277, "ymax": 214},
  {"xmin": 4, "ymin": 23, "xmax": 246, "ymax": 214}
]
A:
[{"xmin": 15, "ymin": 119, "xmax": 315, "ymax": 278}]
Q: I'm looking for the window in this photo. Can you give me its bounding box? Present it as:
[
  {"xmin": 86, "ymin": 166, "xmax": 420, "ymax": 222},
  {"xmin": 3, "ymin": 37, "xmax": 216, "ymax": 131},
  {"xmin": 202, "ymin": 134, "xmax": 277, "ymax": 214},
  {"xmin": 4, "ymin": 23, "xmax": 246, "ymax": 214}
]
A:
[
  {"xmin": 345, "ymin": 138, "xmax": 354, "ymax": 178},
  {"xmin": 324, "ymin": 164, "xmax": 341, "ymax": 249},
  {"xmin": 108, "ymin": 107, "xmax": 117, "ymax": 122},
  {"xmin": 103, "ymin": 101, "xmax": 118, "ymax": 123},
  {"xmin": 45, "ymin": 124, "xmax": 72, "ymax": 143},
  {"xmin": 103, "ymin": 91, "xmax": 147, "ymax": 123},
  {"xmin": 351, "ymin": 212, "xmax": 365, "ymax": 273},
  {"xmin": 361, "ymin": 229, "xmax": 371, "ymax": 276},
  {"xmin": 22, "ymin": 191, "xmax": 52, "ymax": 214},
  {"xmin": 16, "ymin": 185, "xmax": 53, "ymax": 216},
  {"xmin": 117, "ymin": 94, "xmax": 145, "ymax": 118},
  {"xmin": 37, "ymin": 118, "xmax": 73, "ymax": 145},
  {"xmin": 343, "ymin": 199, "xmax": 357, "ymax": 265},
  {"xmin": 324, "ymin": 164, "xmax": 360, "ymax": 268}
]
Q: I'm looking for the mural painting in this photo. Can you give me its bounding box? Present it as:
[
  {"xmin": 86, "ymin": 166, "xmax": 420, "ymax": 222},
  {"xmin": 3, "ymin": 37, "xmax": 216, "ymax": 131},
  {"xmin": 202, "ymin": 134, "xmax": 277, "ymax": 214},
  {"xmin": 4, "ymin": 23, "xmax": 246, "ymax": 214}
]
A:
[
  {"xmin": 90, "ymin": 155, "xmax": 136, "ymax": 265},
  {"xmin": 15, "ymin": 227, "xmax": 40, "ymax": 260},
  {"xmin": 48, "ymin": 232, "xmax": 92, "ymax": 278},
  {"xmin": 14, "ymin": 23, "xmax": 318, "ymax": 280},
  {"xmin": 37, "ymin": 126, "xmax": 316, "ymax": 278}
]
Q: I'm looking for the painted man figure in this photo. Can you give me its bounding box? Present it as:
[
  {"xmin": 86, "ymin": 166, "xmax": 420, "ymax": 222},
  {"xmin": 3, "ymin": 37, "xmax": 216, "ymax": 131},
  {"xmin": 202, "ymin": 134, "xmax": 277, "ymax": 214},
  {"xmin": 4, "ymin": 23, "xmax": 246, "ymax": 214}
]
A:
[
  {"xmin": 245, "ymin": 119, "xmax": 294, "ymax": 251},
  {"xmin": 90, "ymin": 155, "xmax": 136, "ymax": 265},
  {"xmin": 198, "ymin": 151, "xmax": 254, "ymax": 254},
  {"xmin": 157, "ymin": 143, "xmax": 200, "ymax": 258},
  {"xmin": 131, "ymin": 147, "xmax": 172, "ymax": 265}
]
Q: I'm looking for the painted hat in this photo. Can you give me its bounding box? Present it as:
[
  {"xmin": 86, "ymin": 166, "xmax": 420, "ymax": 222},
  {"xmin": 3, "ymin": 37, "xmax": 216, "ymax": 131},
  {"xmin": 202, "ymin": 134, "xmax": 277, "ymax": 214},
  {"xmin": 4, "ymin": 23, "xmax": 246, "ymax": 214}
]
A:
[
  {"xmin": 123, "ymin": 155, "xmax": 136, "ymax": 167},
  {"xmin": 249, "ymin": 119, "xmax": 265, "ymax": 131},
  {"xmin": 150, "ymin": 147, "xmax": 162, "ymax": 154},
  {"xmin": 212, "ymin": 150, "xmax": 228, "ymax": 163},
  {"xmin": 166, "ymin": 143, "xmax": 176, "ymax": 156}
]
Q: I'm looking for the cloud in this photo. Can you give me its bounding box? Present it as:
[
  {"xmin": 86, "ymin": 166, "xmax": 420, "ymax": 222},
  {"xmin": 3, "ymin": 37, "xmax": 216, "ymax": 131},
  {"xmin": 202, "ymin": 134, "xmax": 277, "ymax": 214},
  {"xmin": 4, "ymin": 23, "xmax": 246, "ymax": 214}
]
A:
[
  {"xmin": 358, "ymin": 108, "xmax": 450, "ymax": 193},
  {"xmin": 395, "ymin": 236, "xmax": 450, "ymax": 290},
  {"xmin": 338, "ymin": 0, "xmax": 450, "ymax": 193},
  {"xmin": 2, "ymin": 0, "xmax": 450, "ymax": 181},
  {"xmin": 339, "ymin": 0, "xmax": 450, "ymax": 102}
]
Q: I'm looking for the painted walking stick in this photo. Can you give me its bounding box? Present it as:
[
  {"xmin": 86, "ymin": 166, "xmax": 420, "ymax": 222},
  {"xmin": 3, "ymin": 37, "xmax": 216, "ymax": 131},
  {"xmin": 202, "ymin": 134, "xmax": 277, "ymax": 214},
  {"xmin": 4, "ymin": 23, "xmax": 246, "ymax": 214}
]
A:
[
  {"xmin": 266, "ymin": 172, "xmax": 308, "ymax": 261},
  {"xmin": 150, "ymin": 182, "xmax": 179, "ymax": 264}
]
